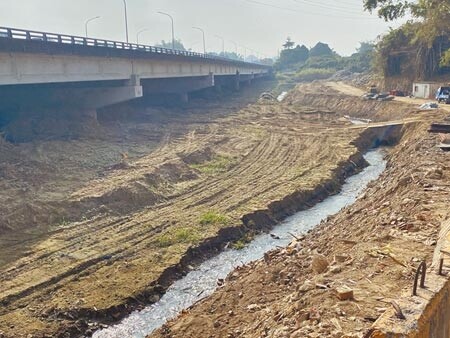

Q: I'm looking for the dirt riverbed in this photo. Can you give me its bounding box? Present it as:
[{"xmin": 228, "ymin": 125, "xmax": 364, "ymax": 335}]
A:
[
  {"xmin": 149, "ymin": 83, "xmax": 450, "ymax": 338},
  {"xmin": 1, "ymin": 81, "xmax": 447, "ymax": 337}
]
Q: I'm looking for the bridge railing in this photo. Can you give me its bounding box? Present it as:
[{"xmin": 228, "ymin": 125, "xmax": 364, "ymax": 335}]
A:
[{"xmin": 0, "ymin": 27, "xmax": 270, "ymax": 67}]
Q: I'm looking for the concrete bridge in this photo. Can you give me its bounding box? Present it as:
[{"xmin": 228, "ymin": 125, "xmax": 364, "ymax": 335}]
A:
[{"xmin": 0, "ymin": 27, "xmax": 272, "ymax": 112}]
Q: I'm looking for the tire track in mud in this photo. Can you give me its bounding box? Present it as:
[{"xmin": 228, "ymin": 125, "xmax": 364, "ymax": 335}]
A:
[
  {"xmin": 0, "ymin": 128, "xmax": 345, "ymax": 300},
  {"xmin": 0, "ymin": 130, "xmax": 338, "ymax": 301}
]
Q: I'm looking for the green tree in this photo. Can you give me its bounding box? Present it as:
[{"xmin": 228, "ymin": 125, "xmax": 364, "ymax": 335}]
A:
[
  {"xmin": 364, "ymin": 0, "xmax": 450, "ymax": 77},
  {"xmin": 283, "ymin": 37, "xmax": 295, "ymax": 50},
  {"xmin": 276, "ymin": 44, "xmax": 309, "ymax": 69},
  {"xmin": 442, "ymin": 49, "xmax": 450, "ymax": 67},
  {"xmin": 309, "ymin": 42, "xmax": 334, "ymax": 57},
  {"xmin": 156, "ymin": 39, "xmax": 187, "ymax": 51},
  {"xmin": 363, "ymin": 0, "xmax": 412, "ymax": 21},
  {"xmin": 356, "ymin": 41, "xmax": 375, "ymax": 55}
]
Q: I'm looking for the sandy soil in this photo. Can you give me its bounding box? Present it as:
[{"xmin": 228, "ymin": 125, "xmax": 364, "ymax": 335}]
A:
[
  {"xmin": 0, "ymin": 81, "xmax": 381, "ymax": 337},
  {"xmin": 149, "ymin": 84, "xmax": 450, "ymax": 338}
]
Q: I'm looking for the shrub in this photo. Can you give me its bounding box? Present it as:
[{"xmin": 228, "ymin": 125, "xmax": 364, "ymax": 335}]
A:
[
  {"xmin": 199, "ymin": 211, "xmax": 229, "ymax": 226},
  {"xmin": 294, "ymin": 68, "xmax": 336, "ymax": 82},
  {"xmin": 191, "ymin": 155, "xmax": 236, "ymax": 175},
  {"xmin": 156, "ymin": 227, "xmax": 201, "ymax": 248}
]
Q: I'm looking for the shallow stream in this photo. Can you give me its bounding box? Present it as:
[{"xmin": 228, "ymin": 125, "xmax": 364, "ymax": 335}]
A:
[{"xmin": 94, "ymin": 149, "xmax": 387, "ymax": 338}]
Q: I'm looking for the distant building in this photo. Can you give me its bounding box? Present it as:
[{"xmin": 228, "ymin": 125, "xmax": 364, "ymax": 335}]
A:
[{"xmin": 412, "ymin": 82, "xmax": 443, "ymax": 99}]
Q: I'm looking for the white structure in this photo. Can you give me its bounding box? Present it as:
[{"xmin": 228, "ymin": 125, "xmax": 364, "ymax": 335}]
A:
[{"xmin": 412, "ymin": 82, "xmax": 442, "ymax": 99}]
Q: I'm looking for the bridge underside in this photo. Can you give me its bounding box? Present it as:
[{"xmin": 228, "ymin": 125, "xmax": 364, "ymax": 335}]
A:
[
  {"xmin": 0, "ymin": 73, "xmax": 267, "ymax": 124},
  {"xmin": 0, "ymin": 72, "xmax": 270, "ymax": 113}
]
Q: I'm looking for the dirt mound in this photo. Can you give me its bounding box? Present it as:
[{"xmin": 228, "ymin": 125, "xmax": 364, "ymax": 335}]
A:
[
  {"xmin": 179, "ymin": 147, "xmax": 214, "ymax": 165},
  {"xmin": 145, "ymin": 161, "xmax": 199, "ymax": 186},
  {"xmin": 70, "ymin": 160, "xmax": 199, "ymax": 218},
  {"xmin": 0, "ymin": 202, "xmax": 61, "ymax": 234},
  {"xmin": 81, "ymin": 183, "xmax": 163, "ymax": 214}
]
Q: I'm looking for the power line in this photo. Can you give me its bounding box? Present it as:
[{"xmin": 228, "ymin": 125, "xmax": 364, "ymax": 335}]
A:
[
  {"xmin": 243, "ymin": 0, "xmax": 298, "ymax": 12},
  {"xmin": 242, "ymin": 0, "xmax": 378, "ymax": 20},
  {"xmin": 291, "ymin": 0, "xmax": 366, "ymax": 15}
]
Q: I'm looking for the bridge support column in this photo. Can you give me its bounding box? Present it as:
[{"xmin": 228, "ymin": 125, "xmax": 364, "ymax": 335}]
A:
[
  {"xmin": 141, "ymin": 74, "xmax": 214, "ymax": 96},
  {"xmin": 239, "ymin": 73, "xmax": 255, "ymax": 87},
  {"xmin": 213, "ymin": 73, "xmax": 240, "ymax": 92},
  {"xmin": 79, "ymin": 109, "xmax": 98, "ymax": 123},
  {"xmin": 179, "ymin": 93, "xmax": 189, "ymax": 104},
  {"xmin": 234, "ymin": 72, "xmax": 241, "ymax": 91}
]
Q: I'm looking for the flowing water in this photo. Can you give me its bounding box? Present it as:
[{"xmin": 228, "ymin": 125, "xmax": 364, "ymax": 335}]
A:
[
  {"xmin": 94, "ymin": 149, "xmax": 387, "ymax": 338},
  {"xmin": 277, "ymin": 91, "xmax": 288, "ymax": 102}
]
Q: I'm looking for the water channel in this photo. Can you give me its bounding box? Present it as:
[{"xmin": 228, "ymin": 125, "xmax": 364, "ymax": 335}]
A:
[{"xmin": 94, "ymin": 149, "xmax": 387, "ymax": 338}]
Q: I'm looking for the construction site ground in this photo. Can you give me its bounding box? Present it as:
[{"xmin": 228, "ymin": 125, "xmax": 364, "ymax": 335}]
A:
[
  {"xmin": 1, "ymin": 80, "xmax": 449, "ymax": 338},
  {"xmin": 148, "ymin": 83, "xmax": 450, "ymax": 338}
]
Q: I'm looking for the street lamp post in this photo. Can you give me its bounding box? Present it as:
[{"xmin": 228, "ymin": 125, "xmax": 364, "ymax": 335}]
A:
[
  {"xmin": 158, "ymin": 11, "xmax": 175, "ymax": 50},
  {"xmin": 85, "ymin": 16, "xmax": 100, "ymax": 38},
  {"xmin": 192, "ymin": 27, "xmax": 206, "ymax": 55},
  {"xmin": 215, "ymin": 35, "xmax": 225, "ymax": 55},
  {"xmin": 229, "ymin": 40, "xmax": 238, "ymax": 57},
  {"xmin": 136, "ymin": 28, "xmax": 149, "ymax": 44},
  {"xmin": 242, "ymin": 46, "xmax": 247, "ymax": 61},
  {"xmin": 122, "ymin": 0, "xmax": 129, "ymax": 43}
]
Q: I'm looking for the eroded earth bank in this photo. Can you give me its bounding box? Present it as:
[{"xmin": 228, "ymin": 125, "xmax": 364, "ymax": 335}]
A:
[{"xmin": 1, "ymin": 81, "xmax": 448, "ymax": 338}]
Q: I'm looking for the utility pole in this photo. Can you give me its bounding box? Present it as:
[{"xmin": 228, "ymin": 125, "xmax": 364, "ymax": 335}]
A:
[{"xmin": 158, "ymin": 12, "xmax": 175, "ymax": 50}]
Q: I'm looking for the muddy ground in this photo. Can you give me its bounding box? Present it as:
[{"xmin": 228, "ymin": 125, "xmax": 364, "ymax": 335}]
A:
[
  {"xmin": 1, "ymin": 80, "xmax": 447, "ymax": 338},
  {"xmin": 150, "ymin": 84, "xmax": 450, "ymax": 338}
]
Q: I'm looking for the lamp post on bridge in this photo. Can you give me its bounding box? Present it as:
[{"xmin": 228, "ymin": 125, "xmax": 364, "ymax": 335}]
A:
[
  {"xmin": 136, "ymin": 28, "xmax": 149, "ymax": 44},
  {"xmin": 229, "ymin": 40, "xmax": 238, "ymax": 58},
  {"xmin": 192, "ymin": 27, "xmax": 206, "ymax": 55},
  {"xmin": 242, "ymin": 46, "xmax": 247, "ymax": 62},
  {"xmin": 121, "ymin": 0, "xmax": 129, "ymax": 43},
  {"xmin": 158, "ymin": 11, "xmax": 175, "ymax": 50},
  {"xmin": 85, "ymin": 16, "xmax": 100, "ymax": 38},
  {"xmin": 215, "ymin": 35, "xmax": 225, "ymax": 56}
]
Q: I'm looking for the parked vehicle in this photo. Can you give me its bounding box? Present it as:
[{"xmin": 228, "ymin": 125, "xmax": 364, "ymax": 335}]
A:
[{"xmin": 436, "ymin": 87, "xmax": 450, "ymax": 104}]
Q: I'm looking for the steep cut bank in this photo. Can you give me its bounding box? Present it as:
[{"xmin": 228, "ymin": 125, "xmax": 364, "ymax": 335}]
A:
[{"xmin": 149, "ymin": 87, "xmax": 449, "ymax": 338}]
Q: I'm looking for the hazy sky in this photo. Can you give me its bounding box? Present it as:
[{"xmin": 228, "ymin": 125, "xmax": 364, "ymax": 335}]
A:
[{"xmin": 0, "ymin": 0, "xmax": 401, "ymax": 57}]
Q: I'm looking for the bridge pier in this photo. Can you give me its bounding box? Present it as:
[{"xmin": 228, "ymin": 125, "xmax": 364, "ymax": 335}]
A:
[
  {"xmin": 214, "ymin": 73, "xmax": 241, "ymax": 92},
  {"xmin": 141, "ymin": 74, "xmax": 214, "ymax": 97},
  {"xmin": 239, "ymin": 73, "xmax": 255, "ymax": 87},
  {"xmin": 179, "ymin": 93, "xmax": 189, "ymax": 104}
]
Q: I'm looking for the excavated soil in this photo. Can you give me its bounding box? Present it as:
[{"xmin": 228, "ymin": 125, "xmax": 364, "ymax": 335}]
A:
[
  {"xmin": 149, "ymin": 84, "xmax": 450, "ymax": 338},
  {"xmin": 1, "ymin": 81, "xmax": 444, "ymax": 338}
]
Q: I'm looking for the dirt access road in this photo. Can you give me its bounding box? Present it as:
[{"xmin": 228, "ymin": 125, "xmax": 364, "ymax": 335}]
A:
[
  {"xmin": 0, "ymin": 81, "xmax": 379, "ymax": 337},
  {"xmin": 150, "ymin": 83, "xmax": 450, "ymax": 338},
  {"xmin": 326, "ymin": 81, "xmax": 450, "ymax": 112}
]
